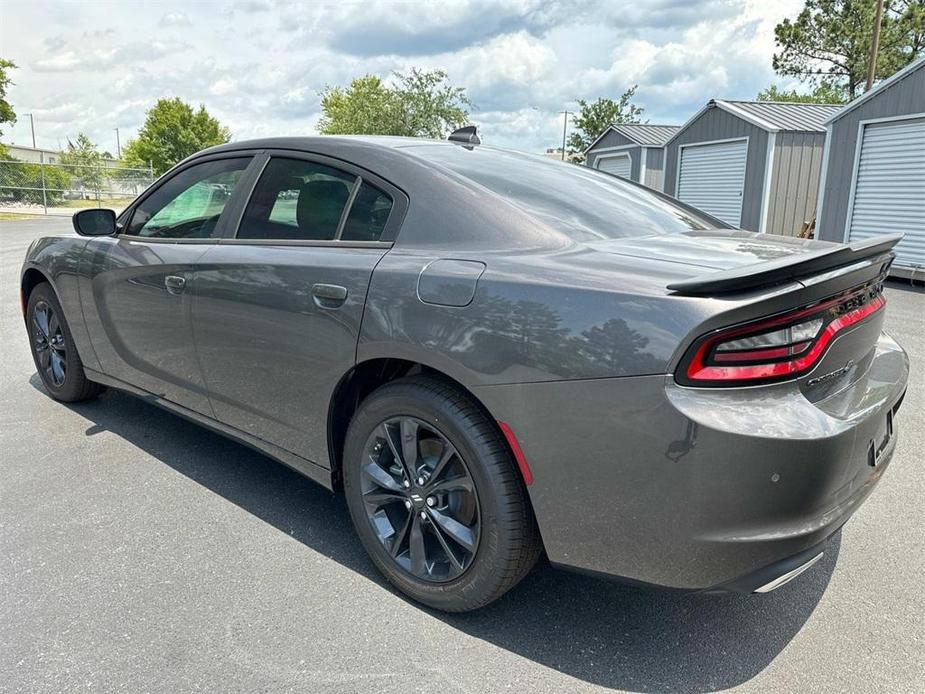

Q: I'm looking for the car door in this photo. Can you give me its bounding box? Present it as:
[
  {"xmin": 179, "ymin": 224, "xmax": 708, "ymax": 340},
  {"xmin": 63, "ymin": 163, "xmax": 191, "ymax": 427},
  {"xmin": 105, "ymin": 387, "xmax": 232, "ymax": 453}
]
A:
[
  {"xmin": 191, "ymin": 152, "xmax": 406, "ymax": 465},
  {"xmin": 81, "ymin": 154, "xmax": 259, "ymax": 414}
]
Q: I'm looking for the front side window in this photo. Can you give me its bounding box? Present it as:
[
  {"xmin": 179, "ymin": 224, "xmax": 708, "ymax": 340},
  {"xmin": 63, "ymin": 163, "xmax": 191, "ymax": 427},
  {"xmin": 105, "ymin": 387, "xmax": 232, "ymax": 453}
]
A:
[
  {"xmin": 126, "ymin": 158, "xmax": 250, "ymax": 239},
  {"xmin": 238, "ymin": 158, "xmax": 357, "ymax": 240}
]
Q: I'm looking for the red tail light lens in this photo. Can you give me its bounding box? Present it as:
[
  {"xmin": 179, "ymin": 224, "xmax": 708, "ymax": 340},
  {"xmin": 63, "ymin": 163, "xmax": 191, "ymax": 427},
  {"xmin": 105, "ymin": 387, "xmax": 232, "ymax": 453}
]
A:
[{"xmin": 678, "ymin": 285, "xmax": 886, "ymax": 386}]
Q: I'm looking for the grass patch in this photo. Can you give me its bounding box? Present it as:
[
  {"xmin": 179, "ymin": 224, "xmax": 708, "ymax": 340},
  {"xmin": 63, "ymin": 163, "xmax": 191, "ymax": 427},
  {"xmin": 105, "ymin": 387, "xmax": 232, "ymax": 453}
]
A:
[
  {"xmin": 0, "ymin": 212, "xmax": 40, "ymax": 221},
  {"xmin": 60, "ymin": 197, "xmax": 135, "ymax": 209}
]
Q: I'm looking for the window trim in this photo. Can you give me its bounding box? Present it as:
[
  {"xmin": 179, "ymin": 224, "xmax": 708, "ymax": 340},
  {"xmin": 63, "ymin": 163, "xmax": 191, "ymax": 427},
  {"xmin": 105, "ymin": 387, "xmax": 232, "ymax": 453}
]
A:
[
  {"xmin": 116, "ymin": 151, "xmax": 261, "ymax": 244},
  {"xmin": 334, "ymin": 176, "xmax": 363, "ymax": 240},
  {"xmin": 225, "ymin": 150, "xmax": 407, "ymax": 247}
]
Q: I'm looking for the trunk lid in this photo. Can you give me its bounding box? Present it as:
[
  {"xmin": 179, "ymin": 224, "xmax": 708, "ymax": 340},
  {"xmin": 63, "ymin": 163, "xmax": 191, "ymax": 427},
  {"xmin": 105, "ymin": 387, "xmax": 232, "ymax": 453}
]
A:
[
  {"xmin": 586, "ymin": 230, "xmax": 900, "ymax": 295},
  {"xmin": 587, "ymin": 230, "xmax": 834, "ymax": 272}
]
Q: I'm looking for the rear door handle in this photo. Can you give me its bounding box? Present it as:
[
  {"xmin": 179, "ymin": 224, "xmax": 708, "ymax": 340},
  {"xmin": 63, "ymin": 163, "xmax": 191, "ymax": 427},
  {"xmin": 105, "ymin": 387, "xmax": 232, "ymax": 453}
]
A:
[
  {"xmin": 311, "ymin": 283, "xmax": 348, "ymax": 308},
  {"xmin": 165, "ymin": 275, "xmax": 186, "ymax": 295}
]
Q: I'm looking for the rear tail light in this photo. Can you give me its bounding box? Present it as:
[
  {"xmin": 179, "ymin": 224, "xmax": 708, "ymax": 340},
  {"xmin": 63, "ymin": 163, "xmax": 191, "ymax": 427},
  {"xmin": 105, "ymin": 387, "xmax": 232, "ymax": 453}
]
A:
[{"xmin": 677, "ymin": 284, "xmax": 886, "ymax": 386}]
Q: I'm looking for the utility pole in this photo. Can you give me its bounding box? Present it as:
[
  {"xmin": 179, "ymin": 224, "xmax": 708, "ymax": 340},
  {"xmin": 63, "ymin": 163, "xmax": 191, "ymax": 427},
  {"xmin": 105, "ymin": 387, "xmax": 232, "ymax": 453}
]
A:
[
  {"xmin": 866, "ymin": 0, "xmax": 885, "ymax": 91},
  {"xmin": 114, "ymin": 128, "xmax": 121, "ymax": 159},
  {"xmin": 560, "ymin": 110, "xmax": 572, "ymax": 161},
  {"xmin": 25, "ymin": 113, "xmax": 48, "ymax": 214}
]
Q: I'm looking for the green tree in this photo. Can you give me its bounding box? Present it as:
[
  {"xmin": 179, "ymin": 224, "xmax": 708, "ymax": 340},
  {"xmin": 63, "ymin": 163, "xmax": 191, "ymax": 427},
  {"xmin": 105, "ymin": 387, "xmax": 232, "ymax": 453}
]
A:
[
  {"xmin": 59, "ymin": 133, "xmax": 106, "ymax": 193},
  {"xmin": 0, "ymin": 58, "xmax": 16, "ymax": 138},
  {"xmin": 318, "ymin": 68, "xmax": 472, "ymax": 138},
  {"xmin": 0, "ymin": 158, "xmax": 71, "ymax": 205},
  {"xmin": 318, "ymin": 75, "xmax": 403, "ymax": 136},
  {"xmin": 122, "ymin": 98, "xmax": 230, "ymax": 176},
  {"xmin": 392, "ymin": 68, "xmax": 472, "ymax": 138},
  {"xmin": 566, "ymin": 87, "xmax": 645, "ymax": 162},
  {"xmin": 757, "ymin": 83, "xmax": 849, "ymax": 103},
  {"xmin": 773, "ymin": 0, "xmax": 925, "ymax": 100}
]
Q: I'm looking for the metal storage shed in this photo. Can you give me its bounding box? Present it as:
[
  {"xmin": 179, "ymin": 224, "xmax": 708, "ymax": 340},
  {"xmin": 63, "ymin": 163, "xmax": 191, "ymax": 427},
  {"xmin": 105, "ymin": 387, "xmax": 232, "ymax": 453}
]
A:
[
  {"xmin": 663, "ymin": 100, "xmax": 842, "ymax": 233},
  {"xmin": 816, "ymin": 58, "xmax": 925, "ymax": 279},
  {"xmin": 584, "ymin": 124, "xmax": 679, "ymax": 190}
]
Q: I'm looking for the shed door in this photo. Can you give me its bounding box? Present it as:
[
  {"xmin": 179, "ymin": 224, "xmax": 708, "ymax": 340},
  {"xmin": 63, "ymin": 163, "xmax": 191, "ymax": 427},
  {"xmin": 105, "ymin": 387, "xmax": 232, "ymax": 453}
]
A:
[
  {"xmin": 848, "ymin": 117, "xmax": 925, "ymax": 270},
  {"xmin": 677, "ymin": 139, "xmax": 747, "ymax": 227},
  {"xmin": 596, "ymin": 153, "xmax": 632, "ymax": 179}
]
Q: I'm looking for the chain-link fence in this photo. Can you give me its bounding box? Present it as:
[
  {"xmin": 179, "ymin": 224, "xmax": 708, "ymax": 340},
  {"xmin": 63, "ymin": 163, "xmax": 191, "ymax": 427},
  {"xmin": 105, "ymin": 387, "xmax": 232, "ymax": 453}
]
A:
[{"xmin": 0, "ymin": 159, "xmax": 154, "ymax": 216}]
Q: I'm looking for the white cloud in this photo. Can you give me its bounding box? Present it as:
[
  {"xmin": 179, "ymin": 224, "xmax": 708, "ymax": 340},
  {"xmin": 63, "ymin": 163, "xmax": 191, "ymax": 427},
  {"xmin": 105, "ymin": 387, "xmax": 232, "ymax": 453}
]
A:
[
  {"xmin": 1, "ymin": 0, "xmax": 807, "ymax": 153},
  {"xmin": 233, "ymin": 0, "xmax": 273, "ymax": 12},
  {"xmin": 33, "ymin": 40, "xmax": 189, "ymax": 72},
  {"xmin": 574, "ymin": 0, "xmax": 803, "ymax": 120},
  {"xmin": 159, "ymin": 12, "xmax": 191, "ymax": 27}
]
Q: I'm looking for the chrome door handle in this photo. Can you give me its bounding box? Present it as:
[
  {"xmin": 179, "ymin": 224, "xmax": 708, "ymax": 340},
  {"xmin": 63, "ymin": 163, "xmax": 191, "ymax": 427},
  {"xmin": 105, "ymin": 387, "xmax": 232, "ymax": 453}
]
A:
[
  {"xmin": 311, "ymin": 283, "xmax": 348, "ymax": 308},
  {"xmin": 164, "ymin": 275, "xmax": 186, "ymax": 295}
]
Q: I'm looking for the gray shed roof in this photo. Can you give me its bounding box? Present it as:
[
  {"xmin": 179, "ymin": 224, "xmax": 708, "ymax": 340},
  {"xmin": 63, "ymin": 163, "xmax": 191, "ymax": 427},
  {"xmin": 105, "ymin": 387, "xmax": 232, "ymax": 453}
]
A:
[
  {"xmin": 716, "ymin": 100, "xmax": 843, "ymax": 131},
  {"xmin": 825, "ymin": 57, "xmax": 925, "ymax": 123},
  {"xmin": 607, "ymin": 123, "xmax": 680, "ymax": 146},
  {"xmin": 663, "ymin": 99, "xmax": 845, "ymax": 148},
  {"xmin": 583, "ymin": 123, "xmax": 680, "ymax": 153}
]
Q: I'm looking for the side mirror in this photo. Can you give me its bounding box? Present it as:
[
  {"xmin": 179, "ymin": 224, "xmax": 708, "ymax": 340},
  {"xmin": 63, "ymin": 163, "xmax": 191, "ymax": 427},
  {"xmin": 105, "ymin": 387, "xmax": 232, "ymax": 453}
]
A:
[{"xmin": 73, "ymin": 208, "xmax": 117, "ymax": 236}]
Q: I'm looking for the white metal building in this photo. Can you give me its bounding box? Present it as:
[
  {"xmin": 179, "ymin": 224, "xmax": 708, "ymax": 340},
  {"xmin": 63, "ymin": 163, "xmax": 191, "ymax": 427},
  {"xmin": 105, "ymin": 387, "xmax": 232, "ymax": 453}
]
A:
[
  {"xmin": 662, "ymin": 100, "xmax": 842, "ymax": 233},
  {"xmin": 2, "ymin": 144, "xmax": 61, "ymax": 164},
  {"xmin": 816, "ymin": 58, "xmax": 925, "ymax": 278},
  {"xmin": 584, "ymin": 124, "xmax": 679, "ymax": 190}
]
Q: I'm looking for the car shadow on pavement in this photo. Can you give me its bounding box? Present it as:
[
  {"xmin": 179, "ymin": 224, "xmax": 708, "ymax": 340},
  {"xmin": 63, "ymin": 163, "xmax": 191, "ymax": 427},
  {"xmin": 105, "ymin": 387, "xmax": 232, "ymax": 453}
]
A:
[{"xmin": 49, "ymin": 381, "xmax": 837, "ymax": 694}]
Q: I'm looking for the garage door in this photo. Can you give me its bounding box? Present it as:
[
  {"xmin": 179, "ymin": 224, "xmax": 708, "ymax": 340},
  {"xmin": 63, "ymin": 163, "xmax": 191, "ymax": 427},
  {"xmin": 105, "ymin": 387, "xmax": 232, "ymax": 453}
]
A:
[
  {"xmin": 596, "ymin": 153, "xmax": 632, "ymax": 179},
  {"xmin": 677, "ymin": 139, "xmax": 747, "ymax": 227},
  {"xmin": 848, "ymin": 117, "xmax": 925, "ymax": 270}
]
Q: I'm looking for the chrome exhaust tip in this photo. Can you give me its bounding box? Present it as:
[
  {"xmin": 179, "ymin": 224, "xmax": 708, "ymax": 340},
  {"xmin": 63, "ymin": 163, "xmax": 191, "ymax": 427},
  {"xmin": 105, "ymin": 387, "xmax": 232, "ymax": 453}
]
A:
[{"xmin": 754, "ymin": 552, "xmax": 824, "ymax": 593}]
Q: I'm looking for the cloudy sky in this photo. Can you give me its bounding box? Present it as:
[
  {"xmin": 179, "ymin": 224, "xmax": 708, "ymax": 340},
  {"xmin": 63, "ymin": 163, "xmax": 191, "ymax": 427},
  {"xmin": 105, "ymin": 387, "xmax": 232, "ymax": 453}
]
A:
[{"xmin": 1, "ymin": 0, "xmax": 805, "ymax": 155}]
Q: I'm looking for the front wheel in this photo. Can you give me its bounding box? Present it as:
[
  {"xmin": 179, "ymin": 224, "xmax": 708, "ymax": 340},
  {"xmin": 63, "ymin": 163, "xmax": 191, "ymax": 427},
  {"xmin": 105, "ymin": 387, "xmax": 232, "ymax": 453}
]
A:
[
  {"xmin": 343, "ymin": 376, "xmax": 541, "ymax": 612},
  {"xmin": 26, "ymin": 282, "xmax": 103, "ymax": 402}
]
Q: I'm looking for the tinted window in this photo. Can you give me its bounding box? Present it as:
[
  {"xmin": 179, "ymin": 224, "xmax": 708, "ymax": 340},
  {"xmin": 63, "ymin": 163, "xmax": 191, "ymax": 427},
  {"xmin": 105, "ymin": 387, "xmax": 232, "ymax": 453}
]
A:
[
  {"xmin": 341, "ymin": 182, "xmax": 393, "ymax": 241},
  {"xmin": 405, "ymin": 144, "xmax": 717, "ymax": 241},
  {"xmin": 238, "ymin": 158, "xmax": 356, "ymax": 240},
  {"xmin": 126, "ymin": 158, "xmax": 250, "ymax": 239}
]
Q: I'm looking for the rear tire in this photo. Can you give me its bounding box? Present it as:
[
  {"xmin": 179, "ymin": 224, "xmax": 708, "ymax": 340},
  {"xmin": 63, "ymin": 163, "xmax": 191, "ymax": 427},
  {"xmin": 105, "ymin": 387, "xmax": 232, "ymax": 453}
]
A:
[
  {"xmin": 343, "ymin": 375, "xmax": 541, "ymax": 612},
  {"xmin": 26, "ymin": 282, "xmax": 104, "ymax": 402}
]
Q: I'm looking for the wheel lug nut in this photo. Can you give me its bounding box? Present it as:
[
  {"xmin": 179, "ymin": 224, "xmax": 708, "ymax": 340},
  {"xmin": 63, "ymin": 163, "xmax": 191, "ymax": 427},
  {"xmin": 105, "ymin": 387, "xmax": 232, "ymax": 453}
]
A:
[
  {"xmin": 404, "ymin": 500, "xmax": 412, "ymax": 510},
  {"xmin": 420, "ymin": 511, "xmax": 427, "ymax": 521},
  {"xmin": 416, "ymin": 477, "xmax": 425, "ymax": 487},
  {"xmin": 402, "ymin": 479, "xmax": 411, "ymax": 489},
  {"xmin": 426, "ymin": 497, "xmax": 436, "ymax": 507}
]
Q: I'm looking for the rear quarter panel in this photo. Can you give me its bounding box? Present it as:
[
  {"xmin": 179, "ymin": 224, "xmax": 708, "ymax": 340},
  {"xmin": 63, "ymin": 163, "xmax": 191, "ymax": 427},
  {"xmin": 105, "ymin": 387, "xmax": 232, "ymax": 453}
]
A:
[
  {"xmin": 359, "ymin": 245, "xmax": 825, "ymax": 388},
  {"xmin": 359, "ymin": 248, "xmax": 711, "ymax": 386}
]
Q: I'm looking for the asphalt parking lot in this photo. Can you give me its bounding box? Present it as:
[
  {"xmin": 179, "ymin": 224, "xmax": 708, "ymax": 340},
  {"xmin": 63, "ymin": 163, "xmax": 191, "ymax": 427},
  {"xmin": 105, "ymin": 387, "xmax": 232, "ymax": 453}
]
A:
[{"xmin": 1, "ymin": 216, "xmax": 923, "ymax": 693}]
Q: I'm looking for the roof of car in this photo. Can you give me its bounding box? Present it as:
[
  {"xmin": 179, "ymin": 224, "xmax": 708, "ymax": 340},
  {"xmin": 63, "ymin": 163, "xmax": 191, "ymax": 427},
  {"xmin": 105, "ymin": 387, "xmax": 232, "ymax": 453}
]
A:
[
  {"xmin": 184, "ymin": 135, "xmax": 491, "ymax": 184},
  {"xmin": 201, "ymin": 135, "xmax": 457, "ymax": 154}
]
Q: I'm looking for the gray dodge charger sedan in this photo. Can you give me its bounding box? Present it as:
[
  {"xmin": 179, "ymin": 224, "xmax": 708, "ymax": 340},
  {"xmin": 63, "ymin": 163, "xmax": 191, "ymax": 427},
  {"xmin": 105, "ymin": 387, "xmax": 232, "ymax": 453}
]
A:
[{"xmin": 21, "ymin": 132, "xmax": 908, "ymax": 612}]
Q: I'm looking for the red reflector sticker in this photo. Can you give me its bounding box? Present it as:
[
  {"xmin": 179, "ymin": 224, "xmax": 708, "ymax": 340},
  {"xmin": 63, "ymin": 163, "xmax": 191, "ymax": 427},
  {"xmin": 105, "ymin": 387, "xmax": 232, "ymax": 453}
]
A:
[{"xmin": 498, "ymin": 421, "xmax": 534, "ymax": 486}]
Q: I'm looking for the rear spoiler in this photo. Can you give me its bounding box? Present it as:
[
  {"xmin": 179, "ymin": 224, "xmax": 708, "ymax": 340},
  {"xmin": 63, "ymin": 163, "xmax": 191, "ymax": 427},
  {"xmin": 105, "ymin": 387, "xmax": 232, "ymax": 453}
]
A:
[{"xmin": 666, "ymin": 234, "xmax": 902, "ymax": 296}]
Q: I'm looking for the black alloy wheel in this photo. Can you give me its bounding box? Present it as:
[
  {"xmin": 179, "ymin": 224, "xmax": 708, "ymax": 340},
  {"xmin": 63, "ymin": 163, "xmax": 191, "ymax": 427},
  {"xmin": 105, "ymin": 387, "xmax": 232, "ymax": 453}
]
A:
[
  {"xmin": 26, "ymin": 282, "xmax": 103, "ymax": 402},
  {"xmin": 360, "ymin": 416, "xmax": 481, "ymax": 582},
  {"xmin": 343, "ymin": 376, "xmax": 542, "ymax": 612},
  {"xmin": 32, "ymin": 299, "xmax": 68, "ymax": 387}
]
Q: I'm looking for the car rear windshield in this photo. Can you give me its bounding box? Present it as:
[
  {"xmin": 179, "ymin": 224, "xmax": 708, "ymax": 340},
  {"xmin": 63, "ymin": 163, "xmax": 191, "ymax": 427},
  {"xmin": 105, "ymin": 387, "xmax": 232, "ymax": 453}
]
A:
[{"xmin": 405, "ymin": 144, "xmax": 718, "ymax": 241}]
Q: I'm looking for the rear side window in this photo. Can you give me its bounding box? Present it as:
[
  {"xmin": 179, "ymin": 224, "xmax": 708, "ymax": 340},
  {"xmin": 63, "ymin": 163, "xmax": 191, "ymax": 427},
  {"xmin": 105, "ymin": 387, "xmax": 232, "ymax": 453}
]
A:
[
  {"xmin": 126, "ymin": 157, "xmax": 250, "ymax": 239},
  {"xmin": 237, "ymin": 157, "xmax": 393, "ymax": 242},
  {"xmin": 342, "ymin": 182, "xmax": 393, "ymax": 241},
  {"xmin": 237, "ymin": 158, "xmax": 352, "ymax": 240}
]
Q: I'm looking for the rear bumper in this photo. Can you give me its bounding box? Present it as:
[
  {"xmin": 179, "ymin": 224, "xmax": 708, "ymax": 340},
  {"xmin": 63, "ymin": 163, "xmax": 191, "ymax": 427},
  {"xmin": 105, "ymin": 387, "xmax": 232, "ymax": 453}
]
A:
[
  {"xmin": 474, "ymin": 331, "xmax": 908, "ymax": 590},
  {"xmin": 717, "ymin": 535, "xmax": 830, "ymax": 594}
]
